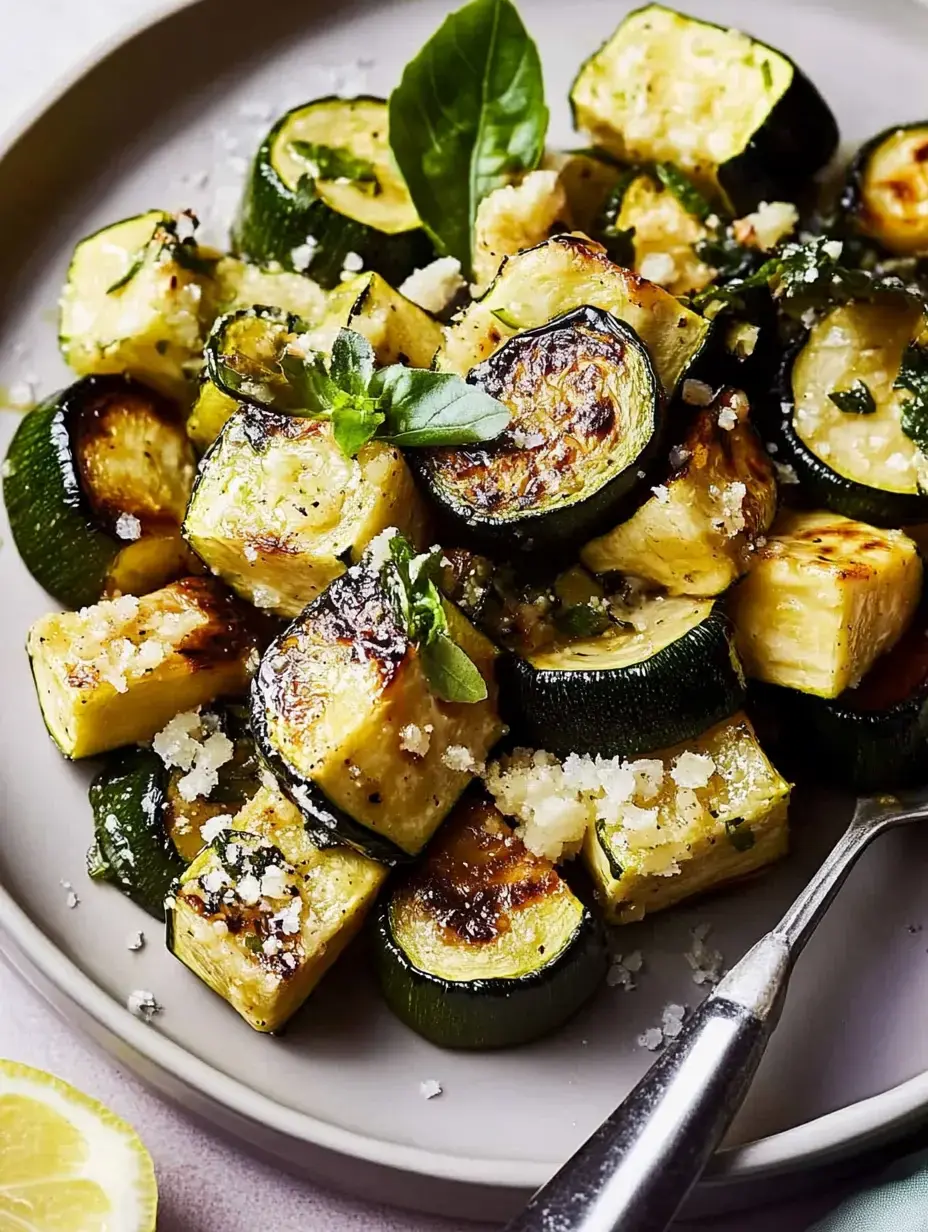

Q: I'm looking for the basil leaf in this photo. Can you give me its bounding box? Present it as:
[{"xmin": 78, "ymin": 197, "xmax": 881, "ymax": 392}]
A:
[
  {"xmin": 290, "ymin": 140, "xmax": 380, "ymax": 191},
  {"xmin": 895, "ymin": 341, "xmax": 928, "ymax": 453},
  {"xmin": 420, "ymin": 633, "xmax": 488, "ymax": 703},
  {"xmin": 330, "ymin": 401, "xmax": 384, "ymax": 457},
  {"xmin": 172, "ymin": 239, "xmax": 219, "ymax": 277},
  {"xmin": 388, "ymin": 0, "xmax": 548, "ymax": 275},
  {"xmin": 371, "ymin": 366, "xmax": 510, "ymax": 446},
  {"xmin": 330, "ymin": 327, "xmax": 375, "ymax": 397},
  {"xmin": 654, "ymin": 163, "xmax": 713, "ymax": 223},
  {"xmin": 828, "ymin": 380, "xmax": 876, "ymax": 415},
  {"xmin": 725, "ymin": 818, "xmax": 755, "ymax": 853}
]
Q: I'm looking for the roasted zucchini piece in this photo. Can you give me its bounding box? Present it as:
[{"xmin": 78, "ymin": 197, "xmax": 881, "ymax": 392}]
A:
[
  {"xmin": 582, "ymin": 390, "xmax": 777, "ymax": 595},
  {"xmin": 184, "ymin": 406, "xmax": 429, "ymax": 617},
  {"xmin": 417, "ymin": 306, "xmax": 663, "ymax": 556},
  {"xmin": 552, "ymin": 148, "xmax": 625, "ymax": 238},
  {"xmin": 374, "ymin": 795, "xmax": 606, "ymax": 1049},
  {"xmin": 251, "ymin": 549, "xmax": 505, "ymax": 863},
  {"xmin": 59, "ymin": 211, "xmax": 215, "ymax": 397},
  {"xmin": 27, "ymin": 578, "xmax": 262, "ymax": 758},
  {"xmin": 168, "ymin": 784, "xmax": 386, "ymax": 1032},
  {"xmin": 233, "ymin": 96, "xmax": 433, "ymax": 289},
  {"xmin": 753, "ymin": 592, "xmax": 928, "ymax": 792},
  {"xmin": 211, "ymin": 255, "xmax": 327, "ymax": 320},
  {"xmin": 499, "ymin": 592, "xmax": 744, "ymax": 758},
  {"xmin": 302, "ymin": 271, "xmax": 443, "ymax": 368},
  {"xmin": 771, "ymin": 302, "xmax": 928, "ymax": 526},
  {"xmin": 584, "ymin": 713, "xmax": 790, "ymax": 924},
  {"xmin": 841, "ymin": 123, "xmax": 928, "ymax": 255},
  {"xmin": 436, "ymin": 234, "xmax": 709, "ymax": 395},
  {"xmin": 3, "ymin": 375, "xmax": 197, "ymax": 608},
  {"xmin": 570, "ymin": 6, "xmax": 838, "ymax": 214},
  {"xmin": 730, "ymin": 510, "xmax": 922, "ymax": 698}
]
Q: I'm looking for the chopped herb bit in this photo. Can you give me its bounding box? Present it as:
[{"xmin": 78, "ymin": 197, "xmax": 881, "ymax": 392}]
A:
[
  {"xmin": 895, "ymin": 340, "xmax": 928, "ymax": 453},
  {"xmin": 290, "ymin": 140, "xmax": 381, "ymax": 194},
  {"xmin": 725, "ymin": 818, "xmax": 755, "ymax": 852},
  {"xmin": 654, "ymin": 162, "xmax": 713, "ymax": 222},
  {"xmin": 829, "ymin": 380, "xmax": 877, "ymax": 415},
  {"xmin": 555, "ymin": 603, "xmax": 612, "ymax": 640}
]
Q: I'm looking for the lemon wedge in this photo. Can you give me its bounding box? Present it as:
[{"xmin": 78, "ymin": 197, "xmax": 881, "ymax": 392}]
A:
[{"xmin": 0, "ymin": 1060, "xmax": 157, "ymax": 1232}]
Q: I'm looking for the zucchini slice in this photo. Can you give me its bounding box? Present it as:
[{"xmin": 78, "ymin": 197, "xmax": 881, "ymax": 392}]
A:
[
  {"xmin": 730, "ymin": 510, "xmax": 923, "ymax": 698},
  {"xmin": 59, "ymin": 210, "xmax": 215, "ymax": 398},
  {"xmin": 570, "ymin": 5, "xmax": 838, "ymax": 214},
  {"xmin": 417, "ymin": 306, "xmax": 663, "ymax": 555},
  {"xmin": 302, "ymin": 271, "xmax": 443, "ymax": 368},
  {"xmin": 436, "ymin": 234, "xmax": 710, "ymax": 395},
  {"xmin": 251, "ymin": 549, "xmax": 505, "ymax": 863},
  {"xmin": 233, "ymin": 96, "xmax": 433, "ymax": 289},
  {"xmin": 582, "ymin": 390, "xmax": 777, "ymax": 595},
  {"xmin": 499, "ymin": 592, "xmax": 745, "ymax": 759},
  {"xmin": 583, "ymin": 713, "xmax": 790, "ymax": 924},
  {"xmin": 27, "ymin": 578, "xmax": 262, "ymax": 759},
  {"xmin": 373, "ymin": 795, "xmax": 606, "ymax": 1049},
  {"xmin": 184, "ymin": 406, "xmax": 429, "ymax": 617},
  {"xmin": 552, "ymin": 148, "xmax": 625, "ymax": 239},
  {"xmin": 4, "ymin": 375, "xmax": 196, "ymax": 608},
  {"xmin": 211, "ymin": 255, "xmax": 328, "ymax": 320},
  {"xmin": 169, "ymin": 784, "xmax": 386, "ymax": 1032},
  {"xmin": 754, "ymin": 593, "xmax": 928, "ymax": 792},
  {"xmin": 841, "ymin": 123, "xmax": 928, "ymax": 255},
  {"xmin": 772, "ymin": 302, "xmax": 928, "ymax": 526}
]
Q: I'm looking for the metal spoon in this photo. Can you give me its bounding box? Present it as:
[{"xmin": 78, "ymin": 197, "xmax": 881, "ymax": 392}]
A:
[{"xmin": 503, "ymin": 787, "xmax": 928, "ymax": 1232}]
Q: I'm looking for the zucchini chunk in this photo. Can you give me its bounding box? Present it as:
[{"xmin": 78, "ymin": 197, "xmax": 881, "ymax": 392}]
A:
[
  {"xmin": 251, "ymin": 549, "xmax": 505, "ymax": 863},
  {"xmin": 570, "ymin": 6, "xmax": 838, "ymax": 214},
  {"xmin": 184, "ymin": 406, "xmax": 429, "ymax": 617},
  {"xmin": 499, "ymin": 592, "xmax": 745, "ymax": 758},
  {"xmin": 583, "ymin": 713, "xmax": 790, "ymax": 924},
  {"xmin": 841, "ymin": 123, "xmax": 928, "ymax": 255},
  {"xmin": 417, "ymin": 306, "xmax": 663, "ymax": 555},
  {"xmin": 233, "ymin": 96, "xmax": 433, "ymax": 289},
  {"xmin": 168, "ymin": 784, "xmax": 386, "ymax": 1032},
  {"xmin": 4, "ymin": 375, "xmax": 197, "ymax": 608},
  {"xmin": 436, "ymin": 234, "xmax": 709, "ymax": 395},
  {"xmin": 773, "ymin": 302, "xmax": 928, "ymax": 526},
  {"xmin": 373, "ymin": 795, "xmax": 607, "ymax": 1049},
  {"xmin": 27, "ymin": 578, "xmax": 262, "ymax": 758},
  {"xmin": 302, "ymin": 271, "xmax": 443, "ymax": 368},
  {"xmin": 211, "ymin": 255, "xmax": 327, "ymax": 320},
  {"xmin": 603, "ymin": 167, "xmax": 717, "ymax": 296},
  {"xmin": 754, "ymin": 593, "xmax": 928, "ymax": 792},
  {"xmin": 730, "ymin": 510, "xmax": 922, "ymax": 698},
  {"xmin": 59, "ymin": 210, "xmax": 214, "ymax": 397},
  {"xmin": 552, "ymin": 149, "xmax": 625, "ymax": 239},
  {"xmin": 582, "ymin": 390, "xmax": 777, "ymax": 595}
]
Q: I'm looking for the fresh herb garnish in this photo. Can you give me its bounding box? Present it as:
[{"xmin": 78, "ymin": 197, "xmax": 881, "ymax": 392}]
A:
[
  {"xmin": 894, "ymin": 339, "xmax": 928, "ymax": 453},
  {"xmin": 554, "ymin": 603, "xmax": 612, "ymax": 640},
  {"xmin": 654, "ymin": 162, "xmax": 713, "ymax": 222},
  {"xmin": 725, "ymin": 818, "xmax": 756, "ymax": 852},
  {"xmin": 379, "ymin": 533, "xmax": 488, "ymax": 703},
  {"xmin": 289, "ymin": 140, "xmax": 380, "ymax": 193},
  {"xmin": 264, "ymin": 328, "xmax": 510, "ymax": 457},
  {"xmin": 388, "ymin": 0, "xmax": 548, "ymax": 276},
  {"xmin": 828, "ymin": 380, "xmax": 877, "ymax": 415}
]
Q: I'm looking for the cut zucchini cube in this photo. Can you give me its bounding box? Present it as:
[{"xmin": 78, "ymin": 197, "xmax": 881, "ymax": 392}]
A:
[
  {"xmin": 168, "ymin": 785, "xmax": 386, "ymax": 1031},
  {"xmin": 730, "ymin": 510, "xmax": 922, "ymax": 697},
  {"xmin": 59, "ymin": 211, "xmax": 215, "ymax": 398},
  {"xmin": 211, "ymin": 256, "xmax": 327, "ymax": 321},
  {"xmin": 582, "ymin": 393, "xmax": 777, "ymax": 595},
  {"xmin": 584, "ymin": 713, "xmax": 790, "ymax": 924},
  {"xmin": 252, "ymin": 553, "xmax": 506, "ymax": 862},
  {"xmin": 27, "ymin": 578, "xmax": 261, "ymax": 758},
  {"xmin": 303, "ymin": 271, "xmax": 443, "ymax": 368},
  {"xmin": 184, "ymin": 407, "xmax": 430, "ymax": 617}
]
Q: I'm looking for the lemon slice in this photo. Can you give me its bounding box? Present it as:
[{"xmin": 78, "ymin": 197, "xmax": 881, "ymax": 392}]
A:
[{"xmin": 0, "ymin": 1060, "xmax": 157, "ymax": 1232}]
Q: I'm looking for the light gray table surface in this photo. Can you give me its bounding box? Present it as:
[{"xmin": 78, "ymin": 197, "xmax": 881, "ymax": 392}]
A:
[{"xmin": 0, "ymin": 3, "xmax": 897, "ymax": 1229}]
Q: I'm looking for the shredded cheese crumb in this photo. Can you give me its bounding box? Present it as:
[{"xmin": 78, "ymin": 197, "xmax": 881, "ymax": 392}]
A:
[
  {"xmin": 650, "ymin": 484, "xmax": 670, "ymax": 504},
  {"xmin": 399, "ymin": 257, "xmax": 466, "ymax": 315},
  {"xmin": 716, "ymin": 405, "xmax": 738, "ymax": 431},
  {"xmin": 733, "ymin": 201, "xmax": 798, "ymax": 251},
  {"xmin": 670, "ymin": 751, "xmax": 716, "ymax": 789},
  {"xmin": 127, "ymin": 990, "xmax": 161, "ymax": 1022},
  {"xmin": 419, "ymin": 1079, "xmax": 443, "ymax": 1100},
  {"xmin": 127, "ymin": 931, "xmax": 146, "ymax": 952},
  {"xmin": 200, "ymin": 813, "xmax": 234, "ymax": 844},
  {"xmin": 442, "ymin": 745, "xmax": 482, "ymax": 774},
  {"xmin": 638, "ymin": 251, "xmax": 678, "ymax": 287},
  {"xmin": 682, "ymin": 379, "xmax": 714, "ymax": 407},
  {"xmin": 400, "ymin": 723, "xmax": 433, "ymax": 757},
  {"xmin": 115, "ymin": 512, "xmax": 142, "ymax": 541}
]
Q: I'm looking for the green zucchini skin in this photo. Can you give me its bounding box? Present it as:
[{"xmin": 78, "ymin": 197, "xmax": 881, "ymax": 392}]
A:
[
  {"xmin": 372, "ymin": 899, "xmax": 607, "ymax": 1050},
  {"xmin": 498, "ymin": 604, "xmax": 745, "ymax": 759},
  {"xmin": 88, "ymin": 748, "xmax": 187, "ymax": 920},
  {"xmin": 232, "ymin": 96, "xmax": 433, "ymax": 290},
  {"xmin": 766, "ymin": 341, "xmax": 928, "ymax": 527},
  {"xmin": 415, "ymin": 306, "xmax": 665, "ymax": 558}
]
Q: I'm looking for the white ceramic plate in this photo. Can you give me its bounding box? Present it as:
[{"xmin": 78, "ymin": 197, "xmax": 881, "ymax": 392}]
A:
[{"xmin": 3, "ymin": 0, "xmax": 928, "ymax": 1220}]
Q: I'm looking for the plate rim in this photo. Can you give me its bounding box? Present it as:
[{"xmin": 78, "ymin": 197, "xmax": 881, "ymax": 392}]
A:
[{"xmin": 2, "ymin": 0, "xmax": 928, "ymax": 1195}]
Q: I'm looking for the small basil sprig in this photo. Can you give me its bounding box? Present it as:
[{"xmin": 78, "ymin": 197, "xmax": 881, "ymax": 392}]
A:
[
  {"xmin": 379, "ymin": 533, "xmax": 488, "ymax": 704},
  {"xmin": 279, "ymin": 328, "xmax": 511, "ymax": 457},
  {"xmin": 829, "ymin": 380, "xmax": 876, "ymax": 415},
  {"xmin": 894, "ymin": 339, "xmax": 928, "ymax": 453},
  {"xmin": 389, "ymin": 0, "xmax": 548, "ymax": 276},
  {"xmin": 290, "ymin": 140, "xmax": 380, "ymax": 194}
]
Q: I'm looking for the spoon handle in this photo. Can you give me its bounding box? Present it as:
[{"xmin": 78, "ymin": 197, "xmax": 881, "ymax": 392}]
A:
[{"xmin": 503, "ymin": 934, "xmax": 791, "ymax": 1232}]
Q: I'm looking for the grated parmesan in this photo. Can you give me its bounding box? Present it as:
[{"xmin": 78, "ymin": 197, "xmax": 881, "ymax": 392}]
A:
[
  {"xmin": 681, "ymin": 379, "xmax": 714, "ymax": 407},
  {"xmin": 399, "ymin": 257, "xmax": 466, "ymax": 315}
]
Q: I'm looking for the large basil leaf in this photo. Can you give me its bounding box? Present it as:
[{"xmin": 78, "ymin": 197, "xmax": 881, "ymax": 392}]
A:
[{"xmin": 388, "ymin": 0, "xmax": 548, "ymax": 276}]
